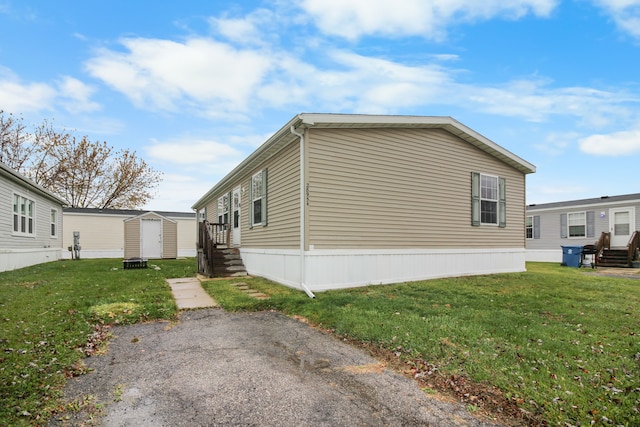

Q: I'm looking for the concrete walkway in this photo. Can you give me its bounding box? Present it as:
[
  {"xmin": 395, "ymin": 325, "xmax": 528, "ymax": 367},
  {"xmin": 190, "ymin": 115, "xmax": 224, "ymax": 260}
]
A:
[{"xmin": 166, "ymin": 277, "xmax": 219, "ymax": 309}]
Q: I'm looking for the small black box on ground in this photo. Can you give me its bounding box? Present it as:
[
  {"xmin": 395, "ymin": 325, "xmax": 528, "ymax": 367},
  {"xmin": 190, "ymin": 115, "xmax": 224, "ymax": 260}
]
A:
[{"xmin": 123, "ymin": 258, "xmax": 148, "ymax": 269}]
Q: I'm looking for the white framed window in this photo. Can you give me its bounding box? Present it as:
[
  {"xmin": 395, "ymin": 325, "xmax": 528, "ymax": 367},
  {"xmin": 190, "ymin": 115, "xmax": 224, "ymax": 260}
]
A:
[
  {"xmin": 217, "ymin": 194, "xmax": 229, "ymax": 225},
  {"xmin": 13, "ymin": 193, "xmax": 35, "ymax": 236},
  {"xmin": 50, "ymin": 208, "xmax": 58, "ymax": 237},
  {"xmin": 480, "ymin": 174, "xmax": 498, "ymax": 225},
  {"xmin": 249, "ymin": 169, "xmax": 268, "ymax": 227},
  {"xmin": 567, "ymin": 212, "xmax": 586, "ymax": 238},
  {"xmin": 525, "ymin": 216, "xmax": 533, "ymax": 239},
  {"xmin": 471, "ymin": 172, "xmax": 506, "ymax": 227}
]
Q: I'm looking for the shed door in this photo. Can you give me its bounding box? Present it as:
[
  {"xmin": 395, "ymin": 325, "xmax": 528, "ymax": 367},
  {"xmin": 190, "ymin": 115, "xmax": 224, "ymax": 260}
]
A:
[
  {"xmin": 141, "ymin": 218, "xmax": 162, "ymax": 258},
  {"xmin": 610, "ymin": 207, "xmax": 635, "ymax": 248}
]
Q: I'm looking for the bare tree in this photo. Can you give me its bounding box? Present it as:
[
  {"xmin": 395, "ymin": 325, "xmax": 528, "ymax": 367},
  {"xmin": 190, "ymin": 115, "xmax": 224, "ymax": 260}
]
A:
[
  {"xmin": 0, "ymin": 111, "xmax": 32, "ymax": 170},
  {"xmin": 0, "ymin": 111, "xmax": 162, "ymax": 209}
]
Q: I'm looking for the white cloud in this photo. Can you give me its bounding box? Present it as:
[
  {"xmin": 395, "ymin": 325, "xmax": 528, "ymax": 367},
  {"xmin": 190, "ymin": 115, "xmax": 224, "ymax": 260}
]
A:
[
  {"xmin": 592, "ymin": 0, "xmax": 640, "ymax": 38},
  {"xmin": 209, "ymin": 9, "xmax": 276, "ymax": 45},
  {"xmin": 526, "ymin": 182, "xmax": 593, "ymax": 205},
  {"xmin": 0, "ymin": 68, "xmax": 101, "ymax": 115},
  {"xmin": 466, "ymin": 80, "xmax": 633, "ymax": 125},
  {"xmin": 57, "ymin": 76, "xmax": 100, "ymax": 113},
  {"xmin": 535, "ymin": 131, "xmax": 581, "ymax": 155},
  {"xmin": 143, "ymin": 173, "xmax": 208, "ymax": 212},
  {"xmin": 257, "ymin": 50, "xmax": 455, "ymax": 114},
  {"xmin": 299, "ymin": 0, "xmax": 558, "ymax": 40},
  {"xmin": 579, "ymin": 129, "xmax": 640, "ymax": 155},
  {"xmin": 82, "ymin": 20, "xmax": 639, "ymax": 128},
  {"xmin": 85, "ymin": 37, "xmax": 273, "ymax": 113},
  {"xmin": 0, "ymin": 67, "xmax": 56, "ymax": 113},
  {"xmin": 145, "ymin": 138, "xmax": 243, "ymax": 166}
]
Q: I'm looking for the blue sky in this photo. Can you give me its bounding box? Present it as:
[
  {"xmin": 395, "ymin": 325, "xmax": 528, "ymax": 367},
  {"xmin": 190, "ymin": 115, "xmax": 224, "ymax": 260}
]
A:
[{"xmin": 1, "ymin": 0, "xmax": 639, "ymax": 211}]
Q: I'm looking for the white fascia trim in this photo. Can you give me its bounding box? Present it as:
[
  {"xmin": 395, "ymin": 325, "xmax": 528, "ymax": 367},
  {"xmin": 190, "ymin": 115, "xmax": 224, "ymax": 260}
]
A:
[{"xmin": 527, "ymin": 199, "xmax": 640, "ymax": 214}]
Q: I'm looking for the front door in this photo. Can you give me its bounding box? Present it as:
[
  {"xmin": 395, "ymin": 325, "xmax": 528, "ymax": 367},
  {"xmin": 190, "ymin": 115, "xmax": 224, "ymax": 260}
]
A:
[
  {"xmin": 232, "ymin": 186, "xmax": 241, "ymax": 246},
  {"xmin": 610, "ymin": 207, "xmax": 635, "ymax": 248},
  {"xmin": 141, "ymin": 218, "xmax": 162, "ymax": 258}
]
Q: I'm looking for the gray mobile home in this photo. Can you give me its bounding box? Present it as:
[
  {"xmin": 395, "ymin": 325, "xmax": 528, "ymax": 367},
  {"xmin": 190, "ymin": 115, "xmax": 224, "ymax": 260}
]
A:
[
  {"xmin": 193, "ymin": 113, "xmax": 536, "ymax": 293},
  {"xmin": 526, "ymin": 193, "xmax": 640, "ymax": 264},
  {"xmin": 0, "ymin": 161, "xmax": 66, "ymax": 272}
]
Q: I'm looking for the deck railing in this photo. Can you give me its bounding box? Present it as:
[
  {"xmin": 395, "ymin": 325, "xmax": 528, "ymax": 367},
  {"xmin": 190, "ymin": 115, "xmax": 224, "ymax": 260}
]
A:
[
  {"xmin": 197, "ymin": 221, "xmax": 230, "ymax": 276},
  {"xmin": 628, "ymin": 230, "xmax": 639, "ymax": 262},
  {"xmin": 596, "ymin": 232, "xmax": 611, "ymax": 266}
]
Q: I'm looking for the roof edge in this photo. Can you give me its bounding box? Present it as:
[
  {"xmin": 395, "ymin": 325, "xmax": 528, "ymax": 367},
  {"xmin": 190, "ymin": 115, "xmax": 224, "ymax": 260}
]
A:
[
  {"xmin": 192, "ymin": 113, "xmax": 536, "ymax": 209},
  {"xmin": 0, "ymin": 161, "xmax": 68, "ymax": 205},
  {"xmin": 527, "ymin": 193, "xmax": 640, "ymax": 211}
]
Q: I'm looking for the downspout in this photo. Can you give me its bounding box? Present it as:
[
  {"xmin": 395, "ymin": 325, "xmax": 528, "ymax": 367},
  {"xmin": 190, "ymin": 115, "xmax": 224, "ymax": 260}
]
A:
[{"xmin": 291, "ymin": 125, "xmax": 315, "ymax": 299}]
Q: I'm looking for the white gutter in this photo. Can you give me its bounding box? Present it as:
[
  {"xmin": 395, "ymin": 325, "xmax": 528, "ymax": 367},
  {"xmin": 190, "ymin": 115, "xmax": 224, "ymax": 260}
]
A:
[{"xmin": 291, "ymin": 125, "xmax": 315, "ymax": 299}]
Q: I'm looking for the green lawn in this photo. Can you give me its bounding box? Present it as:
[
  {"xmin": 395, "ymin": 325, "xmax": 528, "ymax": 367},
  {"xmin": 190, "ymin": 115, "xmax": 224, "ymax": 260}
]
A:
[
  {"xmin": 1, "ymin": 260, "xmax": 638, "ymax": 426},
  {"xmin": 201, "ymin": 263, "xmax": 640, "ymax": 426},
  {"xmin": 0, "ymin": 258, "xmax": 195, "ymax": 426}
]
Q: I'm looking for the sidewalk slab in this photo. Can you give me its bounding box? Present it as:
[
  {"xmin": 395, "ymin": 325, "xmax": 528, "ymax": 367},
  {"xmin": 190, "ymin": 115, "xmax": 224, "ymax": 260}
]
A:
[{"xmin": 167, "ymin": 278, "xmax": 219, "ymax": 309}]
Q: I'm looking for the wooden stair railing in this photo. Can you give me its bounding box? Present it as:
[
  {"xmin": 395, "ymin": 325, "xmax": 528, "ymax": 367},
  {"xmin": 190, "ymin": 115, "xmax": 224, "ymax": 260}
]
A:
[
  {"xmin": 595, "ymin": 232, "xmax": 611, "ymax": 267},
  {"xmin": 197, "ymin": 221, "xmax": 230, "ymax": 276},
  {"xmin": 628, "ymin": 230, "xmax": 639, "ymax": 264}
]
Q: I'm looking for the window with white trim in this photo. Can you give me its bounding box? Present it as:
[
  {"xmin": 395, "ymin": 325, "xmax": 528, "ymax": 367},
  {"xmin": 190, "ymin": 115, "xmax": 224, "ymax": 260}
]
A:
[
  {"xmin": 471, "ymin": 172, "xmax": 506, "ymax": 227},
  {"xmin": 568, "ymin": 212, "xmax": 586, "ymax": 237},
  {"xmin": 525, "ymin": 216, "xmax": 533, "ymax": 239},
  {"xmin": 13, "ymin": 194, "xmax": 35, "ymax": 236},
  {"xmin": 480, "ymin": 174, "xmax": 498, "ymax": 224},
  {"xmin": 249, "ymin": 169, "xmax": 267, "ymax": 227},
  {"xmin": 50, "ymin": 208, "xmax": 58, "ymax": 237},
  {"xmin": 217, "ymin": 194, "xmax": 229, "ymax": 225}
]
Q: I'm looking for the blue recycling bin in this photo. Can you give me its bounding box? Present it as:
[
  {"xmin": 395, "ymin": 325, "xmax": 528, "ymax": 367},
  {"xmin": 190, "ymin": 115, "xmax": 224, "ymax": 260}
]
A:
[{"xmin": 561, "ymin": 245, "xmax": 583, "ymax": 268}]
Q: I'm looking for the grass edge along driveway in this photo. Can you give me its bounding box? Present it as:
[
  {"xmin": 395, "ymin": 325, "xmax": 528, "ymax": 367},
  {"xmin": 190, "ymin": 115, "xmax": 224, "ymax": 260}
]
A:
[
  {"xmin": 201, "ymin": 263, "xmax": 640, "ymax": 427},
  {"xmin": 1, "ymin": 260, "xmax": 639, "ymax": 426},
  {"xmin": 0, "ymin": 258, "xmax": 195, "ymax": 426}
]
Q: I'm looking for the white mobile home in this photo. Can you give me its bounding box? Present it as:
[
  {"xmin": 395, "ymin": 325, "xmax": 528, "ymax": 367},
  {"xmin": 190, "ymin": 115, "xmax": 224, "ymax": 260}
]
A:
[
  {"xmin": 526, "ymin": 193, "xmax": 640, "ymax": 264},
  {"xmin": 0, "ymin": 161, "xmax": 66, "ymax": 272}
]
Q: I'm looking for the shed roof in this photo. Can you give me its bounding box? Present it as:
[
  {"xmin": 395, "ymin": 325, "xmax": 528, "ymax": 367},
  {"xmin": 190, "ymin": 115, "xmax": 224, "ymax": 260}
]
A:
[
  {"xmin": 193, "ymin": 113, "xmax": 536, "ymax": 209},
  {"xmin": 123, "ymin": 211, "xmax": 177, "ymax": 223},
  {"xmin": 0, "ymin": 161, "xmax": 67, "ymax": 205}
]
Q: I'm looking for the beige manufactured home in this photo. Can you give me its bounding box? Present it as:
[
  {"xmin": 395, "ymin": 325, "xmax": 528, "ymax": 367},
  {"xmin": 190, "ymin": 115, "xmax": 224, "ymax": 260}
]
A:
[
  {"xmin": 193, "ymin": 113, "xmax": 536, "ymax": 293},
  {"xmin": 63, "ymin": 208, "xmax": 197, "ymax": 259}
]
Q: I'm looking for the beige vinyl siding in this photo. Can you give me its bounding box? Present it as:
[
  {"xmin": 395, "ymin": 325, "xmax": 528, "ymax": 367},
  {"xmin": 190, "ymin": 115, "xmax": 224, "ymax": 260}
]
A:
[
  {"xmin": 176, "ymin": 217, "xmax": 197, "ymax": 254},
  {"xmin": 124, "ymin": 218, "xmax": 140, "ymax": 258},
  {"xmin": 163, "ymin": 219, "xmax": 178, "ymax": 258},
  {"xmin": 206, "ymin": 141, "xmax": 301, "ymax": 249},
  {"xmin": 63, "ymin": 214, "xmax": 126, "ymax": 252},
  {"xmin": 307, "ymin": 127, "xmax": 526, "ymax": 249},
  {"xmin": 63, "ymin": 210, "xmax": 194, "ymax": 258}
]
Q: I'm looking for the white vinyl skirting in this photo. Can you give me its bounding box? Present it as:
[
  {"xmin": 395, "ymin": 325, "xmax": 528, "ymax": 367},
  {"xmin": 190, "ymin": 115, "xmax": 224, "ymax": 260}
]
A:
[
  {"xmin": 0, "ymin": 248, "xmax": 62, "ymax": 272},
  {"xmin": 240, "ymin": 248, "xmax": 527, "ymax": 292},
  {"xmin": 525, "ymin": 249, "xmax": 563, "ymax": 263}
]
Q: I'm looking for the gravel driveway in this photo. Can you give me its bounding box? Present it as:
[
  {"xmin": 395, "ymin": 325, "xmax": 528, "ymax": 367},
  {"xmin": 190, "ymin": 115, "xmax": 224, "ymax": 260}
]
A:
[{"xmin": 51, "ymin": 309, "xmax": 502, "ymax": 426}]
